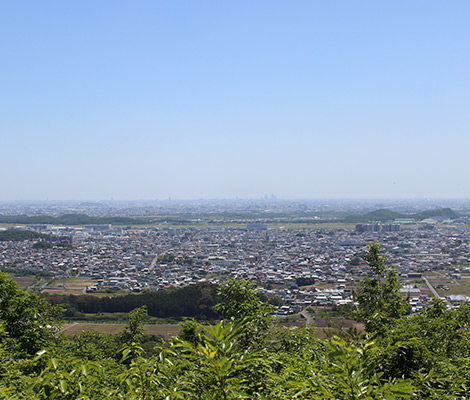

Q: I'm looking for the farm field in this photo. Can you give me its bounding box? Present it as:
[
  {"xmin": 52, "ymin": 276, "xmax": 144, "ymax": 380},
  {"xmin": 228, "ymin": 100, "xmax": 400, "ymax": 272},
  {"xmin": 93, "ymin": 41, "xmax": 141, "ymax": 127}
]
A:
[
  {"xmin": 10, "ymin": 275, "xmax": 37, "ymax": 289},
  {"xmin": 424, "ymin": 271, "xmax": 470, "ymax": 296},
  {"xmin": 61, "ymin": 323, "xmax": 181, "ymax": 339},
  {"xmin": 59, "ymin": 320, "xmax": 361, "ymax": 341},
  {"xmin": 42, "ymin": 277, "xmax": 98, "ymax": 295}
]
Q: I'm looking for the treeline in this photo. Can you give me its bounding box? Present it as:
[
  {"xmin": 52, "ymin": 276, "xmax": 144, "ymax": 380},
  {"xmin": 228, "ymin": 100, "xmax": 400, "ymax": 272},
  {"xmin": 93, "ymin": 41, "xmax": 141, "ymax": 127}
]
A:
[
  {"xmin": 157, "ymin": 253, "xmax": 194, "ymax": 265},
  {"xmin": 295, "ymin": 276, "xmax": 316, "ymax": 286},
  {"xmin": 32, "ymin": 241, "xmax": 73, "ymax": 250},
  {"xmin": 47, "ymin": 282, "xmax": 220, "ymax": 320},
  {"xmin": 0, "ymin": 213, "xmax": 149, "ymax": 225},
  {"xmin": 0, "ymin": 230, "xmax": 48, "ymax": 242},
  {"xmin": 1, "ymin": 267, "xmax": 54, "ymax": 278}
]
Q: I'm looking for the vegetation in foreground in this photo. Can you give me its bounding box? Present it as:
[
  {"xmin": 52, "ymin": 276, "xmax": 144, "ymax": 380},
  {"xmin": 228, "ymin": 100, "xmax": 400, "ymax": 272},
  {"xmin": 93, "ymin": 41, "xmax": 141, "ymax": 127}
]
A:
[{"xmin": 1, "ymin": 243, "xmax": 470, "ymax": 398}]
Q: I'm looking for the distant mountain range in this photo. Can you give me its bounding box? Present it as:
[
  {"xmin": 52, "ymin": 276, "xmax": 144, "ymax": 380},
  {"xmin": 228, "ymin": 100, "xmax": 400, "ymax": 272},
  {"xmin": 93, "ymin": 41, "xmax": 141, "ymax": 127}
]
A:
[{"xmin": 342, "ymin": 208, "xmax": 458, "ymax": 223}]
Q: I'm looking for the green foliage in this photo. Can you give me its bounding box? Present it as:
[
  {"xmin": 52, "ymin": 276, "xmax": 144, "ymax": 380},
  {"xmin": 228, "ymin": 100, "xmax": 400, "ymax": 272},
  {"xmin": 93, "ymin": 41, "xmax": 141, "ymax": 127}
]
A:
[
  {"xmin": 0, "ymin": 214, "xmax": 148, "ymax": 225},
  {"xmin": 215, "ymin": 278, "xmax": 275, "ymax": 346},
  {"xmin": 354, "ymin": 242, "xmax": 408, "ymax": 335},
  {"xmin": 119, "ymin": 306, "xmax": 147, "ymax": 346},
  {"xmin": 291, "ymin": 338, "xmax": 414, "ymax": 399},
  {"xmin": 295, "ymin": 277, "xmax": 316, "ymax": 286},
  {"xmin": 174, "ymin": 319, "xmax": 266, "ymax": 399},
  {"xmin": 57, "ymin": 330, "xmax": 119, "ymax": 361},
  {"xmin": 178, "ymin": 318, "xmax": 201, "ymax": 345},
  {"xmin": 268, "ymin": 296, "xmax": 284, "ymax": 307},
  {"xmin": 33, "ymin": 350, "xmax": 104, "ymax": 400},
  {"xmin": 32, "ymin": 241, "xmax": 72, "ymax": 250},
  {"xmin": 157, "ymin": 253, "xmax": 175, "ymax": 262},
  {"xmin": 344, "ymin": 209, "xmax": 405, "ymax": 223},
  {"xmin": 2, "ymin": 268, "xmax": 53, "ymax": 278},
  {"xmin": 156, "ymin": 253, "xmax": 194, "ymax": 265},
  {"xmin": 0, "ymin": 230, "xmax": 48, "ymax": 242},
  {"xmin": 2, "ymin": 246, "xmax": 470, "ymax": 399},
  {"xmin": 176, "ymin": 256, "xmax": 194, "ymax": 265},
  {"xmin": 0, "ymin": 271, "xmax": 61, "ymax": 355},
  {"xmin": 215, "ymin": 278, "xmax": 274, "ymax": 325},
  {"xmin": 416, "ymin": 207, "xmax": 458, "ymax": 220},
  {"xmin": 116, "ymin": 344, "xmax": 187, "ymax": 399},
  {"xmin": 48, "ymin": 282, "xmax": 220, "ymax": 319}
]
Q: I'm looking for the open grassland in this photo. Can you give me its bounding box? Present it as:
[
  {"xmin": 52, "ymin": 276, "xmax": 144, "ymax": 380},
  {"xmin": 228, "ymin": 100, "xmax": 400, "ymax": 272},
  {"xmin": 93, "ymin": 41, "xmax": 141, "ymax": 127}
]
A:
[
  {"xmin": 61, "ymin": 323, "xmax": 182, "ymax": 339},
  {"xmin": 42, "ymin": 277, "xmax": 97, "ymax": 295}
]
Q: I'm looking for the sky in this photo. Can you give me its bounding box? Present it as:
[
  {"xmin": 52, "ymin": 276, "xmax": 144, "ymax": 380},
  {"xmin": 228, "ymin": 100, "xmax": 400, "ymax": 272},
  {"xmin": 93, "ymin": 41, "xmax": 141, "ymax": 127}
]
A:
[{"xmin": 1, "ymin": 1, "xmax": 469, "ymax": 201}]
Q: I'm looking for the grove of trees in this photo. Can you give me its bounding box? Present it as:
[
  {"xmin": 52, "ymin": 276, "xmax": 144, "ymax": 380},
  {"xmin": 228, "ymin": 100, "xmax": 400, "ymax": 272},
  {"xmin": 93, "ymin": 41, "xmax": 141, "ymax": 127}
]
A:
[{"xmin": 48, "ymin": 282, "xmax": 220, "ymax": 320}]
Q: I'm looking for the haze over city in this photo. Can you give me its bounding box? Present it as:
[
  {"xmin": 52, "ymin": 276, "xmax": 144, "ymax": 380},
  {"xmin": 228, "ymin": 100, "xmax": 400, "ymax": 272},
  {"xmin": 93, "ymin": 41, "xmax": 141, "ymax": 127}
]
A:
[{"xmin": 1, "ymin": 1, "xmax": 469, "ymax": 201}]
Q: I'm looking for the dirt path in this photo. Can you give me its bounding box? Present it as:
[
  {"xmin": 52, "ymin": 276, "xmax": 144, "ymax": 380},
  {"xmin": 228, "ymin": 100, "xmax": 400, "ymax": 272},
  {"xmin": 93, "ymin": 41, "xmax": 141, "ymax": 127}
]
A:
[
  {"xmin": 300, "ymin": 309, "xmax": 314, "ymax": 325},
  {"xmin": 60, "ymin": 323, "xmax": 78, "ymax": 333}
]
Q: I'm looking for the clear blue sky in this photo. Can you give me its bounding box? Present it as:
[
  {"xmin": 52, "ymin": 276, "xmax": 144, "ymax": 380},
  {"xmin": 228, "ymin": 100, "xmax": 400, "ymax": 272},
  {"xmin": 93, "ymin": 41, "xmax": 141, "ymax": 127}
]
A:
[{"xmin": 1, "ymin": 1, "xmax": 469, "ymax": 201}]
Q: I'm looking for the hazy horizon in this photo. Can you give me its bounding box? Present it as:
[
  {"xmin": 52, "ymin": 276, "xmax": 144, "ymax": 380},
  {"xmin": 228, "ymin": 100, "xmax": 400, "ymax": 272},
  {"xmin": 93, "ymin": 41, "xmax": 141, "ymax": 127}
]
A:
[
  {"xmin": 2, "ymin": 1, "xmax": 469, "ymax": 201},
  {"xmin": 2, "ymin": 196, "xmax": 470, "ymax": 201},
  {"xmin": 2, "ymin": 197, "xmax": 469, "ymax": 204}
]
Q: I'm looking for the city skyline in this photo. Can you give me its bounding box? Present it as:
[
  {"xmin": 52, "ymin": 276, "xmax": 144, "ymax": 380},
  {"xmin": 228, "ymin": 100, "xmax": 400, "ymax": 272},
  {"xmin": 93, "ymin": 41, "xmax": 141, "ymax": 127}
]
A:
[{"xmin": 1, "ymin": 1, "xmax": 469, "ymax": 201}]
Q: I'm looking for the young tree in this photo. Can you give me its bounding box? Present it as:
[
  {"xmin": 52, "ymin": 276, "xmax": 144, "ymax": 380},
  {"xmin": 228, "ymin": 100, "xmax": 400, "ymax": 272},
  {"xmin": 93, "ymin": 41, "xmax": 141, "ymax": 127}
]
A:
[
  {"xmin": 174, "ymin": 319, "xmax": 265, "ymax": 400},
  {"xmin": 215, "ymin": 278, "xmax": 275, "ymax": 346},
  {"xmin": 119, "ymin": 305, "xmax": 147, "ymax": 346},
  {"xmin": 0, "ymin": 271, "xmax": 61, "ymax": 354},
  {"xmin": 354, "ymin": 242, "xmax": 408, "ymax": 335},
  {"xmin": 178, "ymin": 318, "xmax": 201, "ymax": 346}
]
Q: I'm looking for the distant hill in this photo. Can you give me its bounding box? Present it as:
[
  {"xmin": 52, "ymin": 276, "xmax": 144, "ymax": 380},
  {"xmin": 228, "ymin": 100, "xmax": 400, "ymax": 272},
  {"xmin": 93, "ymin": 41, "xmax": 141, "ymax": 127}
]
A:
[
  {"xmin": 0, "ymin": 213, "xmax": 149, "ymax": 225},
  {"xmin": 413, "ymin": 207, "xmax": 458, "ymax": 220},
  {"xmin": 343, "ymin": 208, "xmax": 458, "ymax": 223},
  {"xmin": 343, "ymin": 209, "xmax": 405, "ymax": 223}
]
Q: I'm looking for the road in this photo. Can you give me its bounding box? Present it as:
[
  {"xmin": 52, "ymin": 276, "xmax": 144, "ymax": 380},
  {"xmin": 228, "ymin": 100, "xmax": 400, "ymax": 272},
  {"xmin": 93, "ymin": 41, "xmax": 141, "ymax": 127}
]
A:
[
  {"xmin": 423, "ymin": 277, "xmax": 439, "ymax": 298},
  {"xmin": 150, "ymin": 254, "xmax": 159, "ymax": 270},
  {"xmin": 423, "ymin": 277, "xmax": 452, "ymax": 308},
  {"xmin": 300, "ymin": 308, "xmax": 314, "ymax": 325}
]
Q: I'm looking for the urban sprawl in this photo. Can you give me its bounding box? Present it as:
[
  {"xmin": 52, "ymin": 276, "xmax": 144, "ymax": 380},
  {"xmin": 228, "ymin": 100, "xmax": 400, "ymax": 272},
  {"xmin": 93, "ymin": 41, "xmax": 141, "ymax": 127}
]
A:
[{"xmin": 2, "ymin": 203, "xmax": 470, "ymax": 317}]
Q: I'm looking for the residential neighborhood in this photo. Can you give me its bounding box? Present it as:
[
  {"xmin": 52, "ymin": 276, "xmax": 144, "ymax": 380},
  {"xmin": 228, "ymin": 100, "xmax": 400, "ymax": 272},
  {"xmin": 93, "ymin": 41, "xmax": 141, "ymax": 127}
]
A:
[{"xmin": 2, "ymin": 214, "xmax": 470, "ymax": 316}]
